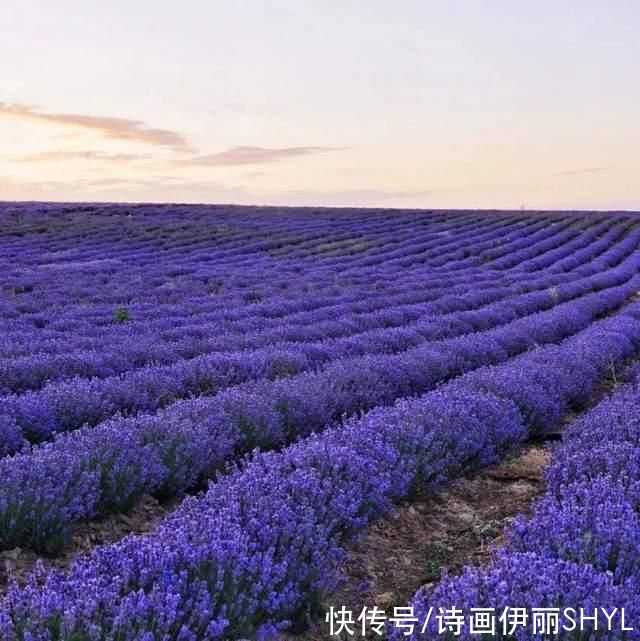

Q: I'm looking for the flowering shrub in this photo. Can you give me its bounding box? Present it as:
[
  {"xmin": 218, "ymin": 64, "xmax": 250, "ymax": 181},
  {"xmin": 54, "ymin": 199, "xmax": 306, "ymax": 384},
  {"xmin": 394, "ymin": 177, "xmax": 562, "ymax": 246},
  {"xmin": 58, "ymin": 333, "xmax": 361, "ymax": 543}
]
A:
[
  {"xmin": 395, "ymin": 363, "xmax": 640, "ymax": 640},
  {"xmin": 2, "ymin": 204, "xmax": 640, "ymax": 639}
]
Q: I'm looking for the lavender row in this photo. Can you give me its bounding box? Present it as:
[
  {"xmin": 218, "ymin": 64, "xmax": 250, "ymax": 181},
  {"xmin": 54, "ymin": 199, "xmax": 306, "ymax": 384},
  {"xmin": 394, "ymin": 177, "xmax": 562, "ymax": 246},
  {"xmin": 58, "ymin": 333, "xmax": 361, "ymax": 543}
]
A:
[
  {"xmin": 0, "ymin": 210, "xmax": 602, "ymax": 334},
  {"xmin": 0, "ymin": 209, "xmax": 506, "ymax": 315},
  {"xmin": 2, "ymin": 299, "xmax": 639, "ymax": 640},
  {"xmin": 0, "ymin": 216, "xmax": 546, "ymax": 351},
  {"xmin": 0, "ymin": 266, "xmax": 559, "ymax": 393},
  {"xmin": 3, "ymin": 241, "xmax": 633, "ymax": 396},
  {"xmin": 1, "ymin": 211, "xmax": 624, "ymax": 395},
  {"xmin": 0, "ymin": 208, "xmax": 540, "ymax": 280},
  {"xmin": 2, "ymin": 215, "xmax": 626, "ymax": 349},
  {"xmin": 0, "ymin": 206, "xmax": 610, "ymax": 292},
  {"xmin": 397, "ymin": 365, "xmax": 640, "ymax": 640},
  {"xmin": 0, "ymin": 212, "xmax": 562, "ymax": 339},
  {"xmin": 3, "ymin": 262, "xmax": 639, "ymax": 456},
  {"xmin": 1, "ymin": 272, "xmax": 638, "ymax": 556},
  {"xmin": 0, "ymin": 266, "xmax": 503, "ymax": 357}
]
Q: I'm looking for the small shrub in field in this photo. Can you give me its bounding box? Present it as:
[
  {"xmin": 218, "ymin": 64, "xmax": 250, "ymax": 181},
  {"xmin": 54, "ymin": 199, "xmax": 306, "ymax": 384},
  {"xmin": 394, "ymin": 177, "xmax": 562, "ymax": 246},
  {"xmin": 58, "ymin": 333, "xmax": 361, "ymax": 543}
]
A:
[{"xmin": 114, "ymin": 307, "xmax": 132, "ymax": 323}]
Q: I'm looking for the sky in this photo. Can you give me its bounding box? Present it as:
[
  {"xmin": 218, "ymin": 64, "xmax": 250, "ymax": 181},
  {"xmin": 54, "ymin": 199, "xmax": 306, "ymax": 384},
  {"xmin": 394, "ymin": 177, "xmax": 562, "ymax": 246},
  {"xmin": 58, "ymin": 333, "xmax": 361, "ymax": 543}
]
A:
[{"xmin": 1, "ymin": 0, "xmax": 638, "ymax": 210}]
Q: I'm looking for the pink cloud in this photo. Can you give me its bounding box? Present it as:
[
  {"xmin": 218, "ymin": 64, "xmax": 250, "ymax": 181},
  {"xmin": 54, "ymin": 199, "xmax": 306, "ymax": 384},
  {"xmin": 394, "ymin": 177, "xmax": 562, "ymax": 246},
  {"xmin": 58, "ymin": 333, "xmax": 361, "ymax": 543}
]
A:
[
  {"xmin": 14, "ymin": 150, "xmax": 149, "ymax": 163},
  {"xmin": 553, "ymin": 166, "xmax": 614, "ymax": 177},
  {"xmin": 179, "ymin": 145, "xmax": 345, "ymax": 166},
  {"xmin": 0, "ymin": 103, "xmax": 192, "ymax": 152}
]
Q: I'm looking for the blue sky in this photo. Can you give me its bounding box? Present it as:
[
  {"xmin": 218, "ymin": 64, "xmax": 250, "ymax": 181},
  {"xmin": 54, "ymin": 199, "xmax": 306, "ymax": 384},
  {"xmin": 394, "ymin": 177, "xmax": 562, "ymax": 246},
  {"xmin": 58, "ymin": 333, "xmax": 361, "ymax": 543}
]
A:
[{"xmin": 1, "ymin": 0, "xmax": 638, "ymax": 208}]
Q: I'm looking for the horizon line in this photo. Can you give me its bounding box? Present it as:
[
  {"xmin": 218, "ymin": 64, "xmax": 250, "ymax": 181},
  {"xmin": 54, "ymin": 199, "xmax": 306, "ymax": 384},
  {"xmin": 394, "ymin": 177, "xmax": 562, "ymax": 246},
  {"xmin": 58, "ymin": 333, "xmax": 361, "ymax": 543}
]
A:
[{"xmin": 1, "ymin": 198, "xmax": 638, "ymax": 215}]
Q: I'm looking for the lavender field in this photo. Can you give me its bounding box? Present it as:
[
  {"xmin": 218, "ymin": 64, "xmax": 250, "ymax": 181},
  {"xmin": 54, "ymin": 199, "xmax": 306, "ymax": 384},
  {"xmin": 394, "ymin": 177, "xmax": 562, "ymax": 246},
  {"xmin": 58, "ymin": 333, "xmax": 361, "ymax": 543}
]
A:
[{"xmin": 1, "ymin": 202, "xmax": 640, "ymax": 640}]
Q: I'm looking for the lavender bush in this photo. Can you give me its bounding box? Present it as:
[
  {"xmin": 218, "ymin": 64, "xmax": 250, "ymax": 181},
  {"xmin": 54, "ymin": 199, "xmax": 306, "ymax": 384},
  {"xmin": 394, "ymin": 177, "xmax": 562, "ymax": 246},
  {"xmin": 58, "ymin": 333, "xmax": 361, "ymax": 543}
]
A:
[{"xmin": 2, "ymin": 203, "xmax": 640, "ymax": 639}]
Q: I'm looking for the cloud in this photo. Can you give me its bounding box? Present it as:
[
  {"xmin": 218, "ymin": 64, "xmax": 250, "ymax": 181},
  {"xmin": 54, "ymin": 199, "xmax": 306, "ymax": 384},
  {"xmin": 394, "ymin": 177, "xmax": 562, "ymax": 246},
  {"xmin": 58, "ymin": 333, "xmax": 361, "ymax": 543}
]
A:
[
  {"xmin": 14, "ymin": 150, "xmax": 149, "ymax": 163},
  {"xmin": 178, "ymin": 145, "xmax": 345, "ymax": 167},
  {"xmin": 553, "ymin": 166, "xmax": 614, "ymax": 177},
  {"xmin": 0, "ymin": 103, "xmax": 192, "ymax": 152},
  {"xmin": 0, "ymin": 174, "xmax": 250, "ymax": 203}
]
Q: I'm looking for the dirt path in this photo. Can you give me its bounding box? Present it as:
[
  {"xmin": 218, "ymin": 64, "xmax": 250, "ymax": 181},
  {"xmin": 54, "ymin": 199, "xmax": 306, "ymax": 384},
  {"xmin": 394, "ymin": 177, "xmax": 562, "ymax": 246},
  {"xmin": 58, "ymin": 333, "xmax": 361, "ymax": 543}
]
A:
[
  {"xmin": 0, "ymin": 368, "xmax": 628, "ymax": 634},
  {"xmin": 286, "ymin": 445, "xmax": 549, "ymax": 640},
  {"xmin": 0, "ymin": 495, "xmax": 180, "ymax": 591},
  {"xmin": 285, "ymin": 368, "xmax": 632, "ymax": 640}
]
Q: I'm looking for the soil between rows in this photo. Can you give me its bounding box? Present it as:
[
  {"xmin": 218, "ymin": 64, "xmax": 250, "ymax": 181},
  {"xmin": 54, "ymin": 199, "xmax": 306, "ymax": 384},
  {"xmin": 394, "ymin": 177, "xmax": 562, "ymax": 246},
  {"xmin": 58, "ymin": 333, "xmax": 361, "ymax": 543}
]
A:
[
  {"xmin": 0, "ymin": 374, "xmax": 626, "ymax": 636},
  {"xmin": 285, "ymin": 445, "xmax": 549, "ymax": 640},
  {"xmin": 0, "ymin": 495, "xmax": 180, "ymax": 592},
  {"xmin": 285, "ymin": 372, "xmax": 627, "ymax": 640}
]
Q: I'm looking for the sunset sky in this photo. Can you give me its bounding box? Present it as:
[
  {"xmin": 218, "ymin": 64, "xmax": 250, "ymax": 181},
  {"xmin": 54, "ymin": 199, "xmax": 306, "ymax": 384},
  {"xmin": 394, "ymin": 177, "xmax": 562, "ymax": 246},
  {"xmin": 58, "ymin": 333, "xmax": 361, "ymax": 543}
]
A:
[{"xmin": 1, "ymin": 1, "xmax": 639, "ymax": 209}]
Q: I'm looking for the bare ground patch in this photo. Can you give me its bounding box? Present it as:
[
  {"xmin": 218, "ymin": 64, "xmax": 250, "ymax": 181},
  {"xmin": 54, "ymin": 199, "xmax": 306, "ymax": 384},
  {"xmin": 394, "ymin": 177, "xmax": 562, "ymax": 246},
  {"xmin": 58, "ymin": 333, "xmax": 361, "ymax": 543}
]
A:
[
  {"xmin": 287, "ymin": 445, "xmax": 549, "ymax": 640},
  {"xmin": 0, "ymin": 361, "xmax": 629, "ymax": 629},
  {"xmin": 0, "ymin": 494, "xmax": 180, "ymax": 591}
]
